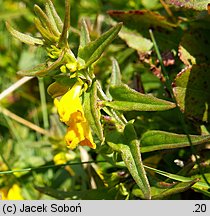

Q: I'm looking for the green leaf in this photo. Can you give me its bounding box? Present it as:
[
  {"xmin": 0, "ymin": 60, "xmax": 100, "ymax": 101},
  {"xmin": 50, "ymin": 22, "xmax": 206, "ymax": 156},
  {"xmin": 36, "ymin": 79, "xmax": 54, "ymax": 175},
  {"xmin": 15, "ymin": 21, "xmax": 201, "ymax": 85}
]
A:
[
  {"xmin": 110, "ymin": 58, "xmax": 122, "ymax": 86},
  {"xmin": 124, "ymin": 122, "xmax": 151, "ymax": 199},
  {"xmin": 17, "ymin": 50, "xmax": 65, "ymax": 77},
  {"xmin": 34, "ymin": 4, "xmax": 59, "ymax": 37},
  {"xmin": 83, "ymin": 81, "xmax": 104, "ymax": 141},
  {"xmin": 34, "ymin": 18, "xmax": 58, "ymax": 43},
  {"xmin": 79, "ymin": 19, "xmax": 91, "ymax": 48},
  {"xmin": 152, "ymin": 180, "xmax": 199, "ymax": 199},
  {"xmin": 165, "ymin": 0, "xmax": 210, "ymax": 11},
  {"xmin": 144, "ymin": 165, "xmax": 210, "ymax": 198},
  {"xmin": 104, "ymin": 84, "xmax": 176, "ymax": 111},
  {"xmin": 18, "ymin": 49, "xmax": 40, "ymax": 71},
  {"xmin": 119, "ymin": 26, "xmax": 153, "ymax": 53},
  {"xmin": 106, "ymin": 58, "xmax": 122, "ymax": 99},
  {"xmin": 108, "ymin": 10, "xmax": 182, "ymax": 52},
  {"xmin": 45, "ymin": 0, "xmax": 62, "ymax": 36},
  {"xmin": 47, "ymin": 79, "xmax": 76, "ymax": 98},
  {"xmin": 132, "ymin": 179, "xmax": 198, "ymax": 199},
  {"xmin": 17, "ymin": 63, "xmax": 47, "ymax": 76},
  {"xmin": 54, "ymin": 76, "xmax": 77, "ymax": 87},
  {"xmin": 188, "ymin": 170, "xmax": 210, "ymax": 197},
  {"xmin": 78, "ymin": 23, "xmax": 122, "ymax": 68},
  {"xmin": 35, "ymin": 186, "xmax": 119, "ymax": 200},
  {"xmin": 46, "ymin": 0, "xmax": 63, "ymax": 33},
  {"xmin": 6, "ymin": 22, "xmax": 43, "ymax": 46},
  {"xmin": 173, "ymin": 65, "xmax": 210, "ymax": 122},
  {"xmin": 106, "ymin": 122, "xmax": 151, "ymax": 199},
  {"xmin": 140, "ymin": 130, "xmax": 210, "ymax": 153},
  {"xmin": 178, "ymin": 45, "xmax": 196, "ymax": 66}
]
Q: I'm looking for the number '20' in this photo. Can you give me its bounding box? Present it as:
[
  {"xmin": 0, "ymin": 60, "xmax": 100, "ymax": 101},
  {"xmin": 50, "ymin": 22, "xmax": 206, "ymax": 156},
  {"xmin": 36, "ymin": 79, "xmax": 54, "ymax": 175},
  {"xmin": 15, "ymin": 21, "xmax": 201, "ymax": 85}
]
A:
[{"xmin": 194, "ymin": 204, "xmax": 206, "ymax": 212}]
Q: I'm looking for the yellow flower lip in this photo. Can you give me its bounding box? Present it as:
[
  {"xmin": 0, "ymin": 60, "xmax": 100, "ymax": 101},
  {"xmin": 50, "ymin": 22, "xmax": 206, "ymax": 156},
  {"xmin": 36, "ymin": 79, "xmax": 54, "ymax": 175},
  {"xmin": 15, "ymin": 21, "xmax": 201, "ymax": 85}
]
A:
[
  {"xmin": 65, "ymin": 121, "xmax": 96, "ymax": 150},
  {"xmin": 54, "ymin": 82, "xmax": 96, "ymax": 150}
]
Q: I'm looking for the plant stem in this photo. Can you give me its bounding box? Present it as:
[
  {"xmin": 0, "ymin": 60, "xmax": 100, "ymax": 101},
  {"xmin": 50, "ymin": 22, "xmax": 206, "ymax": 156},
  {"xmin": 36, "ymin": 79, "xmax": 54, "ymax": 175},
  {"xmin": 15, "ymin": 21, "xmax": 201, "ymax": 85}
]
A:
[
  {"xmin": 0, "ymin": 153, "xmax": 20, "ymax": 181},
  {"xmin": 38, "ymin": 77, "xmax": 49, "ymax": 130},
  {"xmin": 0, "ymin": 160, "xmax": 106, "ymax": 175}
]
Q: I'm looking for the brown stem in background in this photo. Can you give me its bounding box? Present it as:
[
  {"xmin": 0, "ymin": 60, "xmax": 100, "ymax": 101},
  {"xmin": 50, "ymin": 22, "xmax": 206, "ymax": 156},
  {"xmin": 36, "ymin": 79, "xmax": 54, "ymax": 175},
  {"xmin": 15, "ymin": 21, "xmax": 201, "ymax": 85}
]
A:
[{"xmin": 0, "ymin": 107, "xmax": 49, "ymax": 136}]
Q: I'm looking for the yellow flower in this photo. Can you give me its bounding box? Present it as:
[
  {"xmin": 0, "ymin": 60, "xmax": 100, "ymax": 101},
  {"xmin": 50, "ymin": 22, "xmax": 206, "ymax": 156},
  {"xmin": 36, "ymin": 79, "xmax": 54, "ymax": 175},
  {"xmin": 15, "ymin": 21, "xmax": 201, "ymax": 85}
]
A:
[
  {"xmin": 0, "ymin": 184, "xmax": 24, "ymax": 200},
  {"xmin": 53, "ymin": 152, "xmax": 76, "ymax": 165},
  {"xmin": 0, "ymin": 188, "xmax": 7, "ymax": 200},
  {"xmin": 54, "ymin": 84, "xmax": 83, "ymax": 125},
  {"xmin": 65, "ymin": 121, "xmax": 96, "ymax": 150},
  {"xmin": 54, "ymin": 82, "xmax": 96, "ymax": 150}
]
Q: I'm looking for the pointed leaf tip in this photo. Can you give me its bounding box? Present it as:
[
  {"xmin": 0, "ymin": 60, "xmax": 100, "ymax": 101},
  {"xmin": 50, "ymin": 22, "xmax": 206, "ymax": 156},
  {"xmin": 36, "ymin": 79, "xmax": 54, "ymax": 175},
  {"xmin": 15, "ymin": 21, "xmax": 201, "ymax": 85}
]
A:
[
  {"xmin": 6, "ymin": 22, "xmax": 43, "ymax": 46},
  {"xmin": 78, "ymin": 23, "xmax": 123, "ymax": 68},
  {"xmin": 79, "ymin": 19, "xmax": 91, "ymax": 48},
  {"xmin": 46, "ymin": 0, "xmax": 63, "ymax": 32},
  {"xmin": 140, "ymin": 130, "xmax": 210, "ymax": 153}
]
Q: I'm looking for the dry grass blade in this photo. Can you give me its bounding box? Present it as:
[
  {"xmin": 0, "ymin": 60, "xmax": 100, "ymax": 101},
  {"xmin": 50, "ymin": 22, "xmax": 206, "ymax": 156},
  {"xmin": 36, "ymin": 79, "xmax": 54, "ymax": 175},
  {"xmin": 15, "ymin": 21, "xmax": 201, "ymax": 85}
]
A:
[{"xmin": 0, "ymin": 107, "xmax": 50, "ymax": 136}]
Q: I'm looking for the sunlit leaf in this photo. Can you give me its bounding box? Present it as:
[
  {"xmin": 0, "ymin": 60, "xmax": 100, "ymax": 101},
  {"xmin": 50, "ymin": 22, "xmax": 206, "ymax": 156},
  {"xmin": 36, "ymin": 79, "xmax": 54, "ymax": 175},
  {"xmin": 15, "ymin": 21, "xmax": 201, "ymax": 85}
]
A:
[
  {"xmin": 79, "ymin": 19, "xmax": 91, "ymax": 48},
  {"xmin": 34, "ymin": 18, "xmax": 58, "ymax": 43},
  {"xmin": 47, "ymin": 81, "xmax": 72, "ymax": 98},
  {"xmin": 173, "ymin": 65, "xmax": 210, "ymax": 122},
  {"xmin": 108, "ymin": 10, "xmax": 182, "ymax": 51},
  {"xmin": 17, "ymin": 50, "xmax": 65, "ymax": 76},
  {"xmin": 132, "ymin": 179, "xmax": 198, "ymax": 199},
  {"xmin": 110, "ymin": 57, "xmax": 122, "ymax": 86},
  {"xmin": 78, "ymin": 23, "xmax": 122, "ymax": 68},
  {"xmin": 34, "ymin": 4, "xmax": 59, "ymax": 37},
  {"xmin": 45, "ymin": 0, "xmax": 62, "ymax": 35},
  {"xmin": 140, "ymin": 130, "xmax": 210, "ymax": 153},
  {"xmin": 104, "ymin": 84, "xmax": 176, "ymax": 111},
  {"xmin": 46, "ymin": 0, "xmax": 63, "ymax": 32},
  {"xmin": 165, "ymin": 0, "xmax": 210, "ymax": 11},
  {"xmin": 47, "ymin": 77, "xmax": 78, "ymax": 98},
  {"xmin": 119, "ymin": 26, "xmax": 153, "ymax": 53},
  {"xmin": 123, "ymin": 122, "xmax": 151, "ymax": 199},
  {"xmin": 178, "ymin": 45, "xmax": 196, "ymax": 66},
  {"xmin": 106, "ymin": 58, "xmax": 122, "ymax": 99},
  {"xmin": 6, "ymin": 22, "xmax": 43, "ymax": 46},
  {"xmin": 144, "ymin": 165, "xmax": 210, "ymax": 198},
  {"xmin": 106, "ymin": 122, "xmax": 151, "ymax": 199}
]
